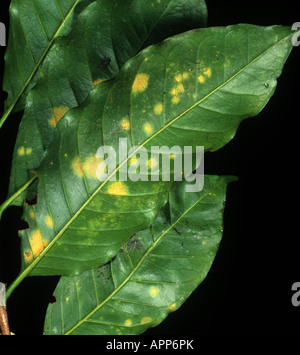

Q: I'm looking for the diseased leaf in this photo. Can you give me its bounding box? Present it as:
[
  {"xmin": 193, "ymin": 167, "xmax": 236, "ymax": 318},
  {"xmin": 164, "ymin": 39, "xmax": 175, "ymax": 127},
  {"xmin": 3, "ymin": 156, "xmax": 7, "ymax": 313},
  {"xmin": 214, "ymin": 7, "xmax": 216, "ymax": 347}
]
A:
[
  {"xmin": 17, "ymin": 25, "xmax": 293, "ymax": 278},
  {"xmin": 8, "ymin": 0, "xmax": 208, "ymax": 204},
  {"xmin": 44, "ymin": 175, "xmax": 235, "ymax": 335},
  {"xmin": 2, "ymin": 0, "xmax": 93, "ymax": 118}
]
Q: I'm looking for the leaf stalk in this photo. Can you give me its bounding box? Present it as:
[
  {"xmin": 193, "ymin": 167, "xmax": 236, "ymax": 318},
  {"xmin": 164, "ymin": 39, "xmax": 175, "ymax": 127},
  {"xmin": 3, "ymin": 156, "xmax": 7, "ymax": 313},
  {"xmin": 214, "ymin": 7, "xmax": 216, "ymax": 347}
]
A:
[{"xmin": 0, "ymin": 175, "xmax": 37, "ymax": 220}]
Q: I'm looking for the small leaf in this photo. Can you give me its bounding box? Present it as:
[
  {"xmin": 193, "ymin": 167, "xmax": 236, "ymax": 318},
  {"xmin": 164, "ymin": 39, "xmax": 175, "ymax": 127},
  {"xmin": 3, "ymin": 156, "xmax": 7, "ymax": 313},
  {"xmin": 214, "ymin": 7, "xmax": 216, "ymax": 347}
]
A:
[
  {"xmin": 8, "ymin": 0, "xmax": 208, "ymax": 203},
  {"xmin": 43, "ymin": 175, "xmax": 235, "ymax": 335},
  {"xmin": 17, "ymin": 24, "xmax": 293, "ymax": 278},
  {"xmin": 2, "ymin": 0, "xmax": 91, "ymax": 116}
]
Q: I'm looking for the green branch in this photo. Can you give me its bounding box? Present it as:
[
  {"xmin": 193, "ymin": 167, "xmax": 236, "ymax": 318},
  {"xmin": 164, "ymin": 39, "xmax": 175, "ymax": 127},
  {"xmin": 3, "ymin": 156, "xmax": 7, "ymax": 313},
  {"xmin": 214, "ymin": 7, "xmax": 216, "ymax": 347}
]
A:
[{"xmin": 0, "ymin": 175, "xmax": 37, "ymax": 220}]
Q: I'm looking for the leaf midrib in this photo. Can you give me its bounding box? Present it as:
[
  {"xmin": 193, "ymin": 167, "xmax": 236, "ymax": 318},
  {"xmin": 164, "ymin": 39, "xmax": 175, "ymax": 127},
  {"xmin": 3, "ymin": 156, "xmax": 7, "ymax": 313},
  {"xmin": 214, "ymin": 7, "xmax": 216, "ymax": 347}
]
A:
[
  {"xmin": 21, "ymin": 31, "xmax": 292, "ymax": 280},
  {"xmin": 65, "ymin": 181, "xmax": 220, "ymax": 335}
]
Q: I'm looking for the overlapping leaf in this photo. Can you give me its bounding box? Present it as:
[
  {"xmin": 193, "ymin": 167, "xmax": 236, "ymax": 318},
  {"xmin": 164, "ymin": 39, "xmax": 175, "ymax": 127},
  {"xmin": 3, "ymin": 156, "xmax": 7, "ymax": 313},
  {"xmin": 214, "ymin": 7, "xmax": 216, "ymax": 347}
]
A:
[
  {"xmin": 2, "ymin": 0, "xmax": 93, "ymax": 119},
  {"xmin": 8, "ymin": 0, "xmax": 208, "ymax": 203},
  {"xmin": 44, "ymin": 176, "xmax": 235, "ymax": 335},
  {"xmin": 17, "ymin": 25, "xmax": 293, "ymax": 279}
]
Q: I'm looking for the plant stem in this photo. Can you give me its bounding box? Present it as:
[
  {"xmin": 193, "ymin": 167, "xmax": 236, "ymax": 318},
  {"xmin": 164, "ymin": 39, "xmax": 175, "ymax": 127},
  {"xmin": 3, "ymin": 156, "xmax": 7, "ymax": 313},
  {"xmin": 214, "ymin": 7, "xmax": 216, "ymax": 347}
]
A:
[
  {"xmin": 6, "ymin": 272, "xmax": 27, "ymax": 300},
  {"xmin": 0, "ymin": 108, "xmax": 12, "ymax": 131},
  {"xmin": 0, "ymin": 306, "xmax": 11, "ymax": 335},
  {"xmin": 0, "ymin": 175, "xmax": 37, "ymax": 220},
  {"xmin": 0, "ymin": 99, "xmax": 16, "ymax": 131}
]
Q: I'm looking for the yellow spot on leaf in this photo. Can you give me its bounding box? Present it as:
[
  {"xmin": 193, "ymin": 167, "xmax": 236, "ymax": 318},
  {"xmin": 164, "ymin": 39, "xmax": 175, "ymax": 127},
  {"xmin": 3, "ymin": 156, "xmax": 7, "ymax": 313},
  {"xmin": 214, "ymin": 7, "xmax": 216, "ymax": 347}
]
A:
[
  {"xmin": 49, "ymin": 117, "xmax": 58, "ymax": 127},
  {"xmin": 121, "ymin": 119, "xmax": 130, "ymax": 130},
  {"xmin": 124, "ymin": 319, "xmax": 132, "ymax": 327},
  {"xmin": 198, "ymin": 67, "xmax": 212, "ymax": 84},
  {"xmin": 93, "ymin": 78, "xmax": 104, "ymax": 87},
  {"xmin": 26, "ymin": 148, "xmax": 32, "ymax": 155},
  {"xmin": 172, "ymin": 96, "xmax": 180, "ymax": 104},
  {"xmin": 83, "ymin": 155, "xmax": 103, "ymax": 179},
  {"xmin": 175, "ymin": 72, "xmax": 189, "ymax": 82},
  {"xmin": 150, "ymin": 286, "xmax": 159, "ymax": 297},
  {"xmin": 141, "ymin": 317, "xmax": 152, "ymax": 325},
  {"xmin": 171, "ymin": 83, "xmax": 184, "ymax": 96},
  {"xmin": 49, "ymin": 107, "xmax": 69, "ymax": 127},
  {"xmin": 46, "ymin": 216, "xmax": 54, "ymax": 228},
  {"xmin": 168, "ymin": 303, "xmax": 177, "ymax": 312},
  {"xmin": 175, "ymin": 74, "xmax": 182, "ymax": 82},
  {"xmin": 198, "ymin": 75, "xmax": 205, "ymax": 83},
  {"xmin": 24, "ymin": 250, "xmax": 33, "ymax": 263},
  {"xmin": 72, "ymin": 157, "xmax": 83, "ymax": 177},
  {"xmin": 108, "ymin": 182, "xmax": 128, "ymax": 196},
  {"xmin": 143, "ymin": 123, "xmax": 153, "ymax": 135},
  {"xmin": 29, "ymin": 210, "xmax": 35, "ymax": 219},
  {"xmin": 30, "ymin": 230, "xmax": 44, "ymax": 258},
  {"xmin": 153, "ymin": 103, "xmax": 163, "ymax": 115},
  {"xmin": 18, "ymin": 146, "xmax": 25, "ymax": 156},
  {"xmin": 182, "ymin": 72, "xmax": 189, "ymax": 80},
  {"xmin": 148, "ymin": 158, "xmax": 158, "ymax": 169},
  {"xmin": 203, "ymin": 67, "xmax": 212, "ymax": 78},
  {"xmin": 202, "ymin": 240, "xmax": 207, "ymax": 245},
  {"xmin": 130, "ymin": 157, "xmax": 138, "ymax": 166},
  {"xmin": 132, "ymin": 73, "xmax": 149, "ymax": 94}
]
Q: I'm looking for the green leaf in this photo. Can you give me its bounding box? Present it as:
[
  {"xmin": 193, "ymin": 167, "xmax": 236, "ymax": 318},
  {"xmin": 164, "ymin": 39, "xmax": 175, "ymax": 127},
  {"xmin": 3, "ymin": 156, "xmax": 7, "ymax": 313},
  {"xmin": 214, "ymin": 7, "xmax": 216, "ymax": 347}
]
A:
[
  {"xmin": 14, "ymin": 24, "xmax": 292, "ymax": 280},
  {"xmin": 1, "ymin": 0, "xmax": 93, "ymax": 123},
  {"xmin": 43, "ymin": 175, "xmax": 235, "ymax": 335},
  {"xmin": 8, "ymin": 0, "xmax": 208, "ymax": 204}
]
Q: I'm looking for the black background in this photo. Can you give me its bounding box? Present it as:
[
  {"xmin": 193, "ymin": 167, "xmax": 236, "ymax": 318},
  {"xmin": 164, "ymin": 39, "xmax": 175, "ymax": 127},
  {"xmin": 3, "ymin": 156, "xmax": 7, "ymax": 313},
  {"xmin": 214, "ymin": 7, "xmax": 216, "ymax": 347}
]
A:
[{"xmin": 0, "ymin": 0, "xmax": 300, "ymax": 337}]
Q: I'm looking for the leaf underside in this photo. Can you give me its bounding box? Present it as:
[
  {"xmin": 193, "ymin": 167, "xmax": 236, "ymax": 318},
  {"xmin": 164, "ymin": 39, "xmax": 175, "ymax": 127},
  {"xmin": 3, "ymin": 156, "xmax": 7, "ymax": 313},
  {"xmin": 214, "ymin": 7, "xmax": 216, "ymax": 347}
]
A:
[
  {"xmin": 44, "ymin": 176, "xmax": 235, "ymax": 335},
  {"xmin": 18, "ymin": 24, "xmax": 293, "ymax": 278}
]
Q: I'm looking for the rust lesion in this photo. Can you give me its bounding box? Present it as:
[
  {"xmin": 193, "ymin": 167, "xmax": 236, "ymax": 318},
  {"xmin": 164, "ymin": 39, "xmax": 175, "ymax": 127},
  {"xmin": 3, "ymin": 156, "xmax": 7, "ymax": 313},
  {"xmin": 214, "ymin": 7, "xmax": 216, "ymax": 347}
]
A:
[
  {"xmin": 49, "ymin": 107, "xmax": 69, "ymax": 127},
  {"xmin": 132, "ymin": 73, "xmax": 149, "ymax": 94},
  {"xmin": 24, "ymin": 250, "xmax": 33, "ymax": 263},
  {"xmin": 71, "ymin": 156, "xmax": 83, "ymax": 177},
  {"xmin": 30, "ymin": 230, "xmax": 44, "ymax": 258}
]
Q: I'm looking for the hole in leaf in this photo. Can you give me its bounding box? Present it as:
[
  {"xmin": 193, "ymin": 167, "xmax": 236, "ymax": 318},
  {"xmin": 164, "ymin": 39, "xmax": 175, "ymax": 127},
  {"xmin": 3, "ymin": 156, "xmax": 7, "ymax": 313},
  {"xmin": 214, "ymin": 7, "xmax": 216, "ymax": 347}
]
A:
[
  {"xmin": 100, "ymin": 56, "xmax": 111, "ymax": 67},
  {"xmin": 49, "ymin": 295, "xmax": 57, "ymax": 304},
  {"xmin": 18, "ymin": 218, "xmax": 29, "ymax": 230},
  {"xmin": 25, "ymin": 194, "xmax": 37, "ymax": 206},
  {"xmin": 1, "ymin": 90, "xmax": 8, "ymax": 101}
]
